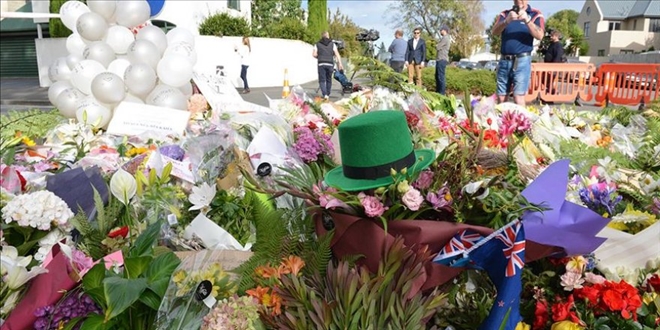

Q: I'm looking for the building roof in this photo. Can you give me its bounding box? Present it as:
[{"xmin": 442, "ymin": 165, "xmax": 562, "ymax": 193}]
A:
[
  {"xmin": 0, "ymin": 2, "xmax": 40, "ymax": 33},
  {"xmin": 597, "ymin": 0, "xmax": 660, "ymax": 20}
]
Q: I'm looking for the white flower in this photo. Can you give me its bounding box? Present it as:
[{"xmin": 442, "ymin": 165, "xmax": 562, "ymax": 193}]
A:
[
  {"xmin": 189, "ymin": 182, "xmax": 217, "ymax": 213},
  {"xmin": 1, "ymin": 191, "xmax": 74, "ymax": 231},
  {"xmin": 639, "ymin": 174, "xmax": 660, "ymax": 194},
  {"xmin": 463, "ymin": 181, "xmax": 489, "ymax": 200},
  {"xmin": 1, "ymin": 245, "xmax": 48, "ymax": 290},
  {"xmin": 560, "ymin": 270, "xmax": 585, "ymax": 291},
  {"xmin": 34, "ymin": 229, "xmax": 69, "ymax": 262},
  {"xmin": 110, "ymin": 168, "xmax": 137, "ymax": 205}
]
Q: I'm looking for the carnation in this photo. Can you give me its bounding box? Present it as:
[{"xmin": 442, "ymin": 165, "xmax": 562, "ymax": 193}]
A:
[{"xmin": 2, "ymin": 190, "xmax": 74, "ymax": 231}]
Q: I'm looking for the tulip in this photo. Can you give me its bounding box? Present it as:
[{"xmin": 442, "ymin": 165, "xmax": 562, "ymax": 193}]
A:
[
  {"xmin": 551, "ymin": 321, "xmax": 585, "ymax": 330},
  {"xmin": 110, "ymin": 168, "xmax": 137, "ymax": 205}
]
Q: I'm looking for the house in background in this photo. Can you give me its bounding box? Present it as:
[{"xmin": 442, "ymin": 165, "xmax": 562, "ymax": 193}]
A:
[{"xmin": 577, "ymin": 0, "xmax": 660, "ymax": 57}]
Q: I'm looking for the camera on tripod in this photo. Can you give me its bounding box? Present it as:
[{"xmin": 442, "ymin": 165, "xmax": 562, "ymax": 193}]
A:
[
  {"xmin": 355, "ymin": 29, "xmax": 380, "ymax": 42},
  {"xmin": 333, "ymin": 39, "xmax": 345, "ymax": 51}
]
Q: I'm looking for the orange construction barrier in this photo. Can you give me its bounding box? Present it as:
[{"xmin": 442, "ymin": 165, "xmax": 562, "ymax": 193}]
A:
[
  {"xmin": 592, "ymin": 63, "xmax": 660, "ymax": 107},
  {"xmin": 526, "ymin": 63, "xmax": 596, "ymax": 104}
]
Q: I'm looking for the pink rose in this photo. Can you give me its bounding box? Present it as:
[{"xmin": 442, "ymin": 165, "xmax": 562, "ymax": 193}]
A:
[
  {"xmin": 402, "ymin": 188, "xmax": 424, "ymax": 211},
  {"xmin": 412, "ymin": 170, "xmax": 433, "ymax": 190},
  {"xmin": 358, "ymin": 193, "xmax": 387, "ymax": 218},
  {"xmin": 584, "ymin": 272, "xmax": 606, "ymax": 284}
]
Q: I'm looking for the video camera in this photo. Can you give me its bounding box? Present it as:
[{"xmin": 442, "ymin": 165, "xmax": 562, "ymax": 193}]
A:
[
  {"xmin": 512, "ymin": 5, "xmax": 520, "ymax": 14},
  {"xmin": 355, "ymin": 29, "xmax": 380, "ymax": 42},
  {"xmin": 333, "ymin": 39, "xmax": 345, "ymax": 51}
]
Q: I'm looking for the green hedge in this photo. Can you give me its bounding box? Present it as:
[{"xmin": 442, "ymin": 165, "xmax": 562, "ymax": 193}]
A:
[
  {"xmin": 198, "ymin": 12, "xmax": 250, "ymax": 37},
  {"xmin": 421, "ymin": 67, "xmax": 497, "ymax": 96}
]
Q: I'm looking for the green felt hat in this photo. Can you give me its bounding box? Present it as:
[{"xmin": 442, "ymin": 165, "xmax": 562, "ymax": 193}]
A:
[{"xmin": 325, "ymin": 111, "xmax": 435, "ymax": 191}]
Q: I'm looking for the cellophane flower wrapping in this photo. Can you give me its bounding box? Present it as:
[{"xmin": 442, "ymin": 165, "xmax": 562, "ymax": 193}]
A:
[
  {"xmin": 183, "ymin": 121, "xmax": 236, "ymax": 185},
  {"xmin": 154, "ymin": 250, "xmax": 237, "ymax": 330}
]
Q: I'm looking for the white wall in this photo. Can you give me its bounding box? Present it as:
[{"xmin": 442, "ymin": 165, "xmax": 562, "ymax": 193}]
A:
[
  {"xmin": 36, "ymin": 38, "xmax": 69, "ymax": 87},
  {"xmin": 193, "ymin": 36, "xmax": 317, "ymax": 88},
  {"xmin": 155, "ymin": 0, "xmax": 251, "ymax": 35}
]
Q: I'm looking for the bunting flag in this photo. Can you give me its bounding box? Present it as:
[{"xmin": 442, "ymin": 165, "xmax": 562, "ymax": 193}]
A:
[{"xmin": 435, "ymin": 220, "xmax": 526, "ymax": 330}]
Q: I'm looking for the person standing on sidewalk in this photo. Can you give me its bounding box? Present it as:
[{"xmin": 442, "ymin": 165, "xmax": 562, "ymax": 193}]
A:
[
  {"xmin": 542, "ymin": 29, "xmax": 564, "ymax": 98},
  {"xmin": 435, "ymin": 25, "xmax": 451, "ymax": 95},
  {"xmin": 313, "ymin": 31, "xmax": 344, "ymax": 100},
  {"xmin": 235, "ymin": 36, "xmax": 251, "ymax": 94},
  {"xmin": 405, "ymin": 27, "xmax": 426, "ymax": 87},
  {"xmin": 388, "ymin": 29, "xmax": 407, "ymax": 73},
  {"xmin": 491, "ymin": 0, "xmax": 545, "ymax": 106}
]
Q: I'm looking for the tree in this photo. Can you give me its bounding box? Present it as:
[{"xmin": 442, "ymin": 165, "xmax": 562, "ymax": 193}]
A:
[
  {"xmin": 198, "ymin": 12, "xmax": 250, "ymax": 37},
  {"xmin": 541, "ymin": 9, "xmax": 589, "ymax": 57},
  {"xmin": 250, "ymin": 0, "xmax": 304, "ymax": 38},
  {"xmin": 387, "ymin": 0, "xmax": 485, "ymax": 59},
  {"xmin": 307, "ymin": 0, "xmax": 328, "ymax": 41},
  {"xmin": 49, "ymin": 0, "xmax": 73, "ymax": 38},
  {"xmin": 327, "ymin": 8, "xmax": 364, "ymax": 56},
  {"xmin": 487, "ymin": 16, "xmax": 501, "ymax": 58}
]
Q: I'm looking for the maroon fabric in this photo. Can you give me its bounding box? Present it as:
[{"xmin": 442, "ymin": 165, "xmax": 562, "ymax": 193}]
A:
[{"xmin": 315, "ymin": 211, "xmax": 560, "ymax": 295}]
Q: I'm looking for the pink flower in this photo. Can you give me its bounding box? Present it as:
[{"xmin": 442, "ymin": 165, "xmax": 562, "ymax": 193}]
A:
[
  {"xmin": 358, "ymin": 193, "xmax": 387, "ymax": 218},
  {"xmin": 499, "ymin": 110, "xmax": 532, "ymax": 137},
  {"xmin": 584, "ymin": 272, "xmax": 606, "ymax": 284},
  {"xmin": 314, "ymin": 184, "xmax": 348, "ymax": 210},
  {"xmin": 188, "ymin": 94, "xmax": 209, "ymax": 115},
  {"xmin": 412, "ymin": 170, "xmax": 434, "ymax": 190},
  {"xmin": 426, "ymin": 186, "xmax": 453, "ymax": 210},
  {"xmin": 402, "ymin": 188, "xmax": 424, "ymax": 211},
  {"xmin": 560, "ymin": 271, "xmax": 585, "ymax": 291}
]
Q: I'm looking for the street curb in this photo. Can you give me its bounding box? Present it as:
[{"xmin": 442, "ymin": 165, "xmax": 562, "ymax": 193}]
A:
[{"xmin": 1, "ymin": 100, "xmax": 52, "ymax": 106}]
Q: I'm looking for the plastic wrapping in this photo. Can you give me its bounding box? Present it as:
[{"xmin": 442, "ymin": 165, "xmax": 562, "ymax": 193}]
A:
[
  {"xmin": 183, "ymin": 122, "xmax": 236, "ymax": 185},
  {"xmin": 610, "ymin": 115, "xmax": 646, "ymax": 158}
]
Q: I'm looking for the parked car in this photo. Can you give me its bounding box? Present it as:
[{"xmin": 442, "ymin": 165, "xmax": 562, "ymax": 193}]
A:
[
  {"xmin": 483, "ymin": 60, "xmax": 498, "ymax": 71},
  {"xmin": 427, "ymin": 60, "xmax": 436, "ymax": 68},
  {"xmin": 456, "ymin": 61, "xmax": 471, "ymax": 69},
  {"xmin": 465, "ymin": 62, "xmax": 482, "ymax": 70}
]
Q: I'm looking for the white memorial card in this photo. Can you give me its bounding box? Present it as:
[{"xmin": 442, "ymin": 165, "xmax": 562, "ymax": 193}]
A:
[{"xmin": 106, "ymin": 102, "xmax": 191, "ymax": 137}]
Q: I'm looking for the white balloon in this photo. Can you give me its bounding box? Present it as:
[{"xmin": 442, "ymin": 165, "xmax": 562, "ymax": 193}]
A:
[
  {"xmin": 179, "ymin": 82, "xmax": 193, "ymax": 97},
  {"xmin": 104, "ymin": 25, "xmax": 134, "ymax": 54},
  {"xmin": 87, "ymin": 0, "xmax": 116, "ymax": 22},
  {"xmin": 59, "ymin": 1, "xmax": 90, "ymax": 32},
  {"xmin": 107, "ymin": 58, "xmax": 131, "ymax": 78},
  {"xmin": 66, "ymin": 34, "xmax": 87, "ymax": 57},
  {"xmin": 166, "ymin": 27, "xmax": 195, "ymax": 47},
  {"xmin": 126, "ymin": 39, "xmax": 161, "ymax": 69},
  {"xmin": 83, "ymin": 41, "xmax": 116, "ymax": 68},
  {"xmin": 48, "ymin": 57, "xmax": 72, "ymax": 82},
  {"xmin": 76, "ymin": 12, "xmax": 108, "ymax": 41},
  {"xmin": 71, "ymin": 60, "xmax": 106, "ymax": 95},
  {"xmin": 136, "ymin": 25, "xmax": 167, "ymax": 55},
  {"xmin": 48, "ymin": 80, "xmax": 73, "ymax": 106},
  {"xmin": 164, "ymin": 41, "xmax": 196, "ymax": 66},
  {"xmin": 56, "ymin": 88, "xmax": 86, "ymax": 118},
  {"xmin": 76, "ymin": 96, "xmax": 113, "ymax": 128},
  {"xmin": 147, "ymin": 84, "xmax": 187, "ymax": 110},
  {"xmin": 123, "ymin": 93, "xmax": 145, "ymax": 104},
  {"xmin": 66, "ymin": 53, "xmax": 84, "ymax": 69},
  {"xmin": 124, "ymin": 62, "xmax": 157, "ymax": 96},
  {"xmin": 115, "ymin": 0, "xmax": 150, "ymax": 28},
  {"xmin": 91, "ymin": 72, "xmax": 126, "ymax": 104},
  {"xmin": 157, "ymin": 55, "xmax": 193, "ymax": 87}
]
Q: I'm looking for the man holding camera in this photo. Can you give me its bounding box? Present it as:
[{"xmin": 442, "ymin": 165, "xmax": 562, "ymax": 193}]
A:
[
  {"xmin": 491, "ymin": 0, "xmax": 545, "ymax": 106},
  {"xmin": 405, "ymin": 27, "xmax": 426, "ymax": 87},
  {"xmin": 313, "ymin": 31, "xmax": 344, "ymax": 100},
  {"xmin": 435, "ymin": 25, "xmax": 451, "ymax": 95}
]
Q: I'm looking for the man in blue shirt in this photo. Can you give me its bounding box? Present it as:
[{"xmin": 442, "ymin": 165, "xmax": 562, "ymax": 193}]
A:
[
  {"xmin": 388, "ymin": 29, "xmax": 407, "ymax": 73},
  {"xmin": 491, "ymin": 0, "xmax": 545, "ymax": 106}
]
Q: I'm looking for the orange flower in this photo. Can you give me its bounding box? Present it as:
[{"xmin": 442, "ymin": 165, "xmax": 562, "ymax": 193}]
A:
[
  {"xmin": 277, "ymin": 264, "xmax": 291, "ymax": 277},
  {"xmin": 254, "ymin": 265, "xmax": 279, "ymax": 279},
  {"xmin": 270, "ymin": 291, "xmax": 283, "ymax": 316},
  {"xmin": 245, "ymin": 285, "xmax": 269, "ymax": 301},
  {"xmin": 281, "ymin": 256, "xmax": 305, "ymax": 276}
]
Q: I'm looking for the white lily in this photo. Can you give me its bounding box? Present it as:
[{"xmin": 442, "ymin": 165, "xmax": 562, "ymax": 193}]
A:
[
  {"xmin": 1, "ymin": 246, "xmax": 48, "ymax": 290},
  {"xmin": 188, "ymin": 182, "xmax": 217, "ymax": 214},
  {"xmin": 1, "ymin": 246, "xmax": 32, "ymax": 277},
  {"xmin": 463, "ymin": 181, "xmax": 490, "ymax": 200},
  {"xmin": 110, "ymin": 168, "xmax": 137, "ymax": 205}
]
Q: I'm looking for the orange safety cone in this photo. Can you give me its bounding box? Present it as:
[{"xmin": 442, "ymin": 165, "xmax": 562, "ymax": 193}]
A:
[{"xmin": 282, "ymin": 68, "xmax": 290, "ymax": 98}]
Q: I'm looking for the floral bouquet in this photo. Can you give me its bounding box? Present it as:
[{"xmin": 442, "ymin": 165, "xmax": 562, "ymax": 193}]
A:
[{"xmin": 155, "ymin": 250, "xmax": 237, "ymax": 330}]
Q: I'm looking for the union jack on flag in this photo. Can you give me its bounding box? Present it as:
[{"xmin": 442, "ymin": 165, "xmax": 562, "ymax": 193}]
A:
[
  {"xmin": 495, "ymin": 221, "xmax": 526, "ymax": 277},
  {"xmin": 459, "ymin": 230, "xmax": 483, "ymax": 249},
  {"xmin": 441, "ymin": 236, "xmax": 466, "ymax": 256}
]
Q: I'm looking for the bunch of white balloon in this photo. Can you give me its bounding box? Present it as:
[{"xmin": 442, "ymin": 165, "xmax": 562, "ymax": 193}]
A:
[{"xmin": 47, "ymin": 0, "xmax": 197, "ymax": 128}]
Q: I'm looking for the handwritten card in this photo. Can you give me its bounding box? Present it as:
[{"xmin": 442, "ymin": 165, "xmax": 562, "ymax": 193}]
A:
[
  {"xmin": 146, "ymin": 151, "xmax": 195, "ymax": 183},
  {"xmin": 106, "ymin": 102, "xmax": 191, "ymax": 137}
]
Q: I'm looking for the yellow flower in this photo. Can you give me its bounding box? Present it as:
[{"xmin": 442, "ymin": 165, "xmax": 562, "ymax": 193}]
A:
[
  {"xmin": 566, "ymin": 256, "xmax": 587, "ymax": 273},
  {"xmin": 125, "ymin": 147, "xmax": 148, "ymax": 157},
  {"xmin": 551, "ymin": 321, "xmax": 585, "ymax": 330},
  {"xmin": 607, "ymin": 221, "xmax": 629, "ymax": 231},
  {"xmin": 21, "ymin": 136, "xmax": 36, "ymax": 147},
  {"xmin": 642, "ymin": 292, "xmax": 657, "ymax": 305},
  {"xmin": 515, "ymin": 322, "xmax": 531, "ymax": 330},
  {"xmin": 172, "ymin": 270, "xmax": 187, "ymax": 284},
  {"xmin": 397, "ymin": 180, "xmax": 410, "ymax": 194}
]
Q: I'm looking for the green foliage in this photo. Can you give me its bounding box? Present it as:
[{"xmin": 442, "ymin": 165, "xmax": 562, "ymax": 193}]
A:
[
  {"xmin": 265, "ymin": 237, "xmax": 446, "ymax": 329},
  {"xmin": 431, "ymin": 271, "xmax": 495, "ymax": 329},
  {"xmin": 422, "ymin": 66, "xmax": 497, "ymax": 96},
  {"xmin": 206, "ymin": 190, "xmax": 256, "ymax": 247},
  {"xmin": 234, "ymin": 196, "xmax": 332, "ymax": 293},
  {"xmin": 49, "ymin": 0, "xmax": 73, "ymax": 38},
  {"xmin": 539, "ymin": 9, "xmax": 588, "ymax": 57},
  {"xmin": 198, "ymin": 12, "xmax": 250, "ymax": 37},
  {"xmin": 307, "ymin": 0, "xmax": 327, "ymax": 41},
  {"xmin": 0, "ymin": 109, "xmax": 63, "ymax": 153},
  {"xmin": 327, "ymin": 8, "xmax": 365, "ymax": 57},
  {"xmin": 269, "ymin": 16, "xmax": 310, "ymax": 41},
  {"xmin": 423, "ymin": 31, "xmax": 437, "ymax": 61},
  {"xmin": 487, "ymin": 16, "xmax": 501, "ymax": 57},
  {"xmin": 70, "ymin": 187, "xmax": 124, "ymax": 260},
  {"xmin": 250, "ymin": 0, "xmax": 304, "ymax": 37},
  {"xmin": 555, "ymin": 139, "xmax": 632, "ymax": 171}
]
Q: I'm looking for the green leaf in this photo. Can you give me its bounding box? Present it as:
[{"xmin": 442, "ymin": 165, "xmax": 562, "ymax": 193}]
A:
[
  {"xmin": 128, "ymin": 221, "xmax": 160, "ymax": 258},
  {"xmin": 60, "ymin": 317, "xmax": 84, "ymax": 330},
  {"xmin": 103, "ymin": 277, "xmax": 148, "ymax": 321},
  {"xmin": 123, "ymin": 256, "xmax": 153, "ymax": 279},
  {"xmin": 144, "ymin": 252, "xmax": 181, "ymax": 296},
  {"xmin": 138, "ymin": 288, "xmax": 163, "ymax": 311},
  {"xmin": 80, "ymin": 314, "xmax": 109, "ymax": 330},
  {"xmin": 83, "ymin": 263, "xmax": 107, "ymax": 290}
]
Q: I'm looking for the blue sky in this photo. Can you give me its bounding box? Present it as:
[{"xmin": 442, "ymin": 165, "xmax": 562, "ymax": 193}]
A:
[{"xmin": 306, "ymin": 1, "xmax": 585, "ymax": 50}]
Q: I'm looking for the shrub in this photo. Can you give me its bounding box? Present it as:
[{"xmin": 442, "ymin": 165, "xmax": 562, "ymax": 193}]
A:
[
  {"xmin": 269, "ymin": 17, "xmax": 310, "ymax": 41},
  {"xmin": 198, "ymin": 12, "xmax": 250, "ymax": 37},
  {"xmin": 422, "ymin": 67, "xmax": 497, "ymax": 96},
  {"xmin": 49, "ymin": 0, "xmax": 73, "ymax": 38}
]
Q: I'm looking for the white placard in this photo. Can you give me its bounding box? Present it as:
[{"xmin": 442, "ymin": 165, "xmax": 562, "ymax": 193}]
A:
[
  {"xmin": 146, "ymin": 151, "xmax": 196, "ymax": 183},
  {"xmin": 106, "ymin": 102, "xmax": 191, "ymax": 137},
  {"xmin": 193, "ymin": 71, "xmax": 242, "ymax": 108}
]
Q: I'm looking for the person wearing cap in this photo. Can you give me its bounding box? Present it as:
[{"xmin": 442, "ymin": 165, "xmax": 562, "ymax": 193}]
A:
[
  {"xmin": 491, "ymin": 0, "xmax": 545, "ymax": 106},
  {"xmin": 435, "ymin": 25, "xmax": 451, "ymax": 95}
]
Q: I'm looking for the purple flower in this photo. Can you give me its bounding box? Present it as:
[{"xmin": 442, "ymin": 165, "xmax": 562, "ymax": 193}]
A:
[
  {"xmin": 159, "ymin": 145, "xmax": 185, "ymax": 161},
  {"xmin": 33, "ymin": 291, "xmax": 102, "ymax": 330},
  {"xmin": 579, "ymin": 185, "xmax": 622, "ymax": 216},
  {"xmin": 650, "ymin": 197, "xmax": 660, "ymax": 216},
  {"xmin": 412, "ymin": 170, "xmax": 434, "ymax": 190},
  {"xmin": 426, "ymin": 186, "xmax": 453, "ymax": 210},
  {"xmin": 293, "ymin": 126, "xmax": 334, "ymax": 163}
]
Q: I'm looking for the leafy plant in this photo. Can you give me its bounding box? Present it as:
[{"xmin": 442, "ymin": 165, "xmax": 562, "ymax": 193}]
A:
[
  {"xmin": 198, "ymin": 12, "xmax": 250, "ymax": 37},
  {"xmin": 70, "ymin": 187, "xmax": 124, "ymax": 260},
  {"xmin": 135, "ymin": 163, "xmax": 181, "ymax": 224},
  {"xmin": 263, "ymin": 237, "xmax": 446, "ymax": 329},
  {"xmin": 431, "ymin": 271, "xmax": 495, "ymax": 329},
  {"xmin": 268, "ymin": 17, "xmax": 310, "ymax": 41},
  {"xmin": 49, "ymin": 0, "xmax": 73, "ymax": 38},
  {"xmin": 0, "ymin": 109, "xmax": 63, "ymax": 156},
  {"xmin": 205, "ymin": 190, "xmax": 256, "ymax": 247},
  {"xmin": 71, "ymin": 221, "xmax": 181, "ymax": 330},
  {"xmin": 422, "ymin": 66, "xmax": 497, "ymax": 96}
]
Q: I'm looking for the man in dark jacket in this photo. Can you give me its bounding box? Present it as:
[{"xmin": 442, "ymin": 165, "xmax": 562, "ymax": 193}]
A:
[
  {"xmin": 313, "ymin": 31, "xmax": 344, "ymax": 100},
  {"xmin": 405, "ymin": 27, "xmax": 426, "ymax": 87},
  {"xmin": 543, "ymin": 29, "xmax": 563, "ymax": 96}
]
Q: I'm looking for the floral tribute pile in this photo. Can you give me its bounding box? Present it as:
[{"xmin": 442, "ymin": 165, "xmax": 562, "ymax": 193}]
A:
[{"xmin": 1, "ymin": 78, "xmax": 659, "ymax": 330}]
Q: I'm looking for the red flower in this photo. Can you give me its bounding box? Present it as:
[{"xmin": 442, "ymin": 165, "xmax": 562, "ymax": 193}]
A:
[
  {"xmin": 108, "ymin": 226, "xmax": 129, "ymax": 239},
  {"xmin": 333, "ymin": 119, "xmax": 341, "ymax": 126},
  {"xmin": 307, "ymin": 121, "xmax": 318, "ymax": 130},
  {"xmin": 459, "ymin": 119, "xmax": 481, "ymax": 136},
  {"xmin": 483, "ymin": 129, "xmax": 503, "ymax": 148},
  {"xmin": 599, "ymin": 280, "xmax": 643, "ymax": 320},
  {"xmin": 551, "ymin": 295, "xmax": 580, "ymax": 323},
  {"xmin": 533, "ymin": 300, "xmax": 549, "ymax": 329},
  {"xmin": 486, "ymin": 118, "xmax": 493, "ymax": 126},
  {"xmin": 405, "ymin": 111, "xmax": 419, "ymax": 127},
  {"xmin": 647, "ymin": 274, "xmax": 660, "ymax": 293},
  {"xmin": 574, "ymin": 285, "xmax": 600, "ymax": 306}
]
